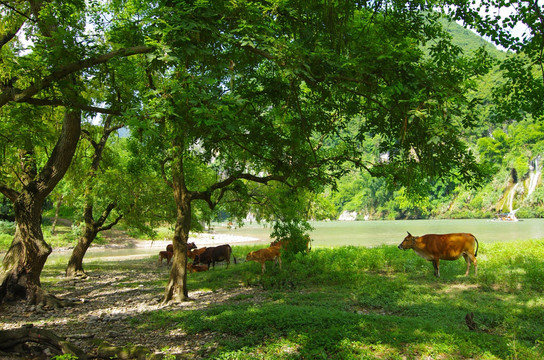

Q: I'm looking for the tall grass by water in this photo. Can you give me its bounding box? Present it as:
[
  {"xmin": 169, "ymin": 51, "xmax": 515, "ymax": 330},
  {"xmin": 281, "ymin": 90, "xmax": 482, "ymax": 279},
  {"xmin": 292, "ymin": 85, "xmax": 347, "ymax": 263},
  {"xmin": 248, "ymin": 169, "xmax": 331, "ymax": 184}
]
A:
[{"xmin": 40, "ymin": 239, "xmax": 543, "ymax": 359}]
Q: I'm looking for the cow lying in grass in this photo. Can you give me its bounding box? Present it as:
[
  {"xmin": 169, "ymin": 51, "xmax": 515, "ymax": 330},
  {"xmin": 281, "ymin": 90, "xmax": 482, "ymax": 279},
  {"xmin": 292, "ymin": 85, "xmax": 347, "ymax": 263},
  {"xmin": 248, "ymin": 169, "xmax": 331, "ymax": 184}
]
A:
[
  {"xmin": 187, "ymin": 263, "xmax": 209, "ymax": 273},
  {"xmin": 246, "ymin": 246, "xmax": 281, "ymax": 274}
]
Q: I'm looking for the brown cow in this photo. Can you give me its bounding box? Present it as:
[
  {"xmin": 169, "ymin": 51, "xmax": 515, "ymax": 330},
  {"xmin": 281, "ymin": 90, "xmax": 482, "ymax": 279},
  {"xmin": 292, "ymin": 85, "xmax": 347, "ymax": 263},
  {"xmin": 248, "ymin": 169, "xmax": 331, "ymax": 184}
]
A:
[
  {"xmin": 246, "ymin": 246, "xmax": 282, "ymax": 274},
  {"xmin": 193, "ymin": 244, "xmax": 236, "ymax": 269},
  {"xmin": 167, "ymin": 242, "xmax": 196, "ymax": 253},
  {"xmin": 398, "ymin": 232, "xmax": 479, "ymax": 277},
  {"xmin": 158, "ymin": 250, "xmax": 173, "ymax": 265},
  {"xmin": 187, "ymin": 263, "xmax": 209, "ymax": 273},
  {"xmin": 188, "ymin": 247, "xmax": 207, "ymax": 260}
]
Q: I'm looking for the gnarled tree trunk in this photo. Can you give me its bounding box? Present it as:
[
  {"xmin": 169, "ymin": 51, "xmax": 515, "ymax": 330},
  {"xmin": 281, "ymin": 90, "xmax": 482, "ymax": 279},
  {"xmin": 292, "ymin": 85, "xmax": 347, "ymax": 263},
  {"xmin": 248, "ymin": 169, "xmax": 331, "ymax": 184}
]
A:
[
  {"xmin": 0, "ymin": 194, "xmax": 51, "ymax": 303},
  {"xmin": 65, "ymin": 202, "xmax": 120, "ymax": 277},
  {"xmin": 65, "ymin": 226, "xmax": 97, "ymax": 278},
  {"xmin": 0, "ymin": 110, "xmax": 81, "ymax": 305}
]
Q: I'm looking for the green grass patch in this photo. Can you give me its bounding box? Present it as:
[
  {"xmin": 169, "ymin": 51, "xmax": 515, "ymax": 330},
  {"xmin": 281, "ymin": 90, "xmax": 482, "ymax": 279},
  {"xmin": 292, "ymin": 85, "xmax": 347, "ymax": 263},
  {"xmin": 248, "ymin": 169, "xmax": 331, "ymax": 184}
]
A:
[
  {"xmin": 34, "ymin": 239, "xmax": 544, "ymax": 359},
  {"xmin": 123, "ymin": 240, "xmax": 544, "ymax": 359}
]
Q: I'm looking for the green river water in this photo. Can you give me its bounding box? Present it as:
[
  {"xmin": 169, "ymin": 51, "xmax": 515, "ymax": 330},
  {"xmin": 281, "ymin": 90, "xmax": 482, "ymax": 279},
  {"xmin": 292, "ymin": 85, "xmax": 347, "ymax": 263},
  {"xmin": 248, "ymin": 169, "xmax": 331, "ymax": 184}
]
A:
[
  {"xmin": 39, "ymin": 218, "xmax": 544, "ymax": 263},
  {"xmin": 214, "ymin": 218, "xmax": 544, "ymax": 247}
]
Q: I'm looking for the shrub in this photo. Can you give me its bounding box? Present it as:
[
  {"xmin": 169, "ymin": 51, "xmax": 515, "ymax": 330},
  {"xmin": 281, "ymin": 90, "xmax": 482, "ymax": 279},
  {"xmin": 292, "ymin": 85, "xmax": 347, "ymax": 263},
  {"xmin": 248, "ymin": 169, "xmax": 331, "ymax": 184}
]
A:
[
  {"xmin": 0, "ymin": 233, "xmax": 13, "ymax": 250},
  {"xmin": 0, "ymin": 220, "xmax": 16, "ymax": 235},
  {"xmin": 270, "ymin": 220, "xmax": 312, "ymax": 257}
]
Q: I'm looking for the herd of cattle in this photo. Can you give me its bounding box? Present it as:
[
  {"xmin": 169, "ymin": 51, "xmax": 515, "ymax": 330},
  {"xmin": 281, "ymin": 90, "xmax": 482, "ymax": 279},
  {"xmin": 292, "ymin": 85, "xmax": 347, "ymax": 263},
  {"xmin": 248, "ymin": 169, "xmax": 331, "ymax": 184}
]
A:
[{"xmin": 158, "ymin": 232, "xmax": 479, "ymax": 277}]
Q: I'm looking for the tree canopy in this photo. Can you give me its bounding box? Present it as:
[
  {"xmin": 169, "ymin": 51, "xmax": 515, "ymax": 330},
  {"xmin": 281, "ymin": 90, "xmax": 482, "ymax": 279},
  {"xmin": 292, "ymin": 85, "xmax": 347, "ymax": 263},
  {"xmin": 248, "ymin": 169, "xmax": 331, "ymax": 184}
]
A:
[{"xmin": 2, "ymin": 0, "xmax": 540, "ymax": 304}]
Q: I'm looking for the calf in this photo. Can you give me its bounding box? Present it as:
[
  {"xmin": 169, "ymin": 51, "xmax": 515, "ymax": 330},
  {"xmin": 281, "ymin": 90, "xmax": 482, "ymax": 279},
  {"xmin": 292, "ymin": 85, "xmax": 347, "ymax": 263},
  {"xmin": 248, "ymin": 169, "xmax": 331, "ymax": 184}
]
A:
[
  {"xmin": 193, "ymin": 244, "xmax": 236, "ymax": 269},
  {"xmin": 188, "ymin": 247, "xmax": 207, "ymax": 260},
  {"xmin": 158, "ymin": 250, "xmax": 173, "ymax": 265},
  {"xmin": 187, "ymin": 263, "xmax": 209, "ymax": 273},
  {"xmin": 246, "ymin": 246, "xmax": 282, "ymax": 274},
  {"xmin": 398, "ymin": 232, "xmax": 479, "ymax": 277}
]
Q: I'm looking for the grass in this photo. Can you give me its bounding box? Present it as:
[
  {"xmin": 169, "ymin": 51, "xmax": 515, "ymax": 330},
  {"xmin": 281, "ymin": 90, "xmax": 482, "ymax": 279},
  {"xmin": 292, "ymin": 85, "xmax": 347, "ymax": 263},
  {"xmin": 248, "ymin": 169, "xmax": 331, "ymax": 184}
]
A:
[
  {"xmin": 5, "ymin": 226, "xmax": 544, "ymax": 359},
  {"xmin": 46, "ymin": 241, "xmax": 544, "ymax": 359}
]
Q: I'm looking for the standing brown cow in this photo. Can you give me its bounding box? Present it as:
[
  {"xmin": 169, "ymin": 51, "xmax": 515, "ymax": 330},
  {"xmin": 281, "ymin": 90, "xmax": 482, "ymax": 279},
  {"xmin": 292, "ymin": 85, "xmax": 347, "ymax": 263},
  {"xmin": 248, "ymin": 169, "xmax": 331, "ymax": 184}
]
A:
[
  {"xmin": 246, "ymin": 246, "xmax": 282, "ymax": 274},
  {"xmin": 193, "ymin": 244, "xmax": 236, "ymax": 269},
  {"xmin": 398, "ymin": 232, "xmax": 478, "ymax": 277}
]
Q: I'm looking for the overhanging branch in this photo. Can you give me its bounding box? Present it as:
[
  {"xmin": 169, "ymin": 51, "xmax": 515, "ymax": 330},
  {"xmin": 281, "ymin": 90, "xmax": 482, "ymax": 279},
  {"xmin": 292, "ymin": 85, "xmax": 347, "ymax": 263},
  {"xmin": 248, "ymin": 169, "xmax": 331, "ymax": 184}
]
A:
[
  {"xmin": 24, "ymin": 98, "xmax": 122, "ymax": 115},
  {"xmin": 0, "ymin": 184, "xmax": 20, "ymax": 202},
  {"xmin": 0, "ymin": 45, "xmax": 154, "ymax": 108}
]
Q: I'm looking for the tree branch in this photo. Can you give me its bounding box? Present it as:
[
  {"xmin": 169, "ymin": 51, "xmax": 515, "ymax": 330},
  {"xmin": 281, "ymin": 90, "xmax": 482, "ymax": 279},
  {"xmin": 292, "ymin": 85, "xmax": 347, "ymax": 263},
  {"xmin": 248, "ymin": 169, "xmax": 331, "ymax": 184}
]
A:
[
  {"xmin": 98, "ymin": 213, "xmax": 123, "ymax": 232},
  {"xmin": 23, "ymin": 98, "xmax": 122, "ymax": 115},
  {"xmin": 191, "ymin": 173, "xmax": 286, "ymax": 207},
  {"xmin": 96, "ymin": 202, "xmax": 116, "ymax": 228},
  {"xmin": 0, "ymin": 183, "xmax": 19, "ymax": 202},
  {"xmin": 161, "ymin": 157, "xmax": 173, "ymax": 189},
  {"xmin": 0, "ymin": 46, "xmax": 154, "ymax": 108}
]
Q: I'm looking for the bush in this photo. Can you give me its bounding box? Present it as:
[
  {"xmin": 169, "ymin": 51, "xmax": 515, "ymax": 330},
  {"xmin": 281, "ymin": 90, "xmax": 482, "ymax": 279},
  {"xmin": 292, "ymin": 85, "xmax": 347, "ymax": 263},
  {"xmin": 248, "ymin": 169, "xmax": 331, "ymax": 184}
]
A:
[
  {"xmin": 270, "ymin": 220, "xmax": 312, "ymax": 257},
  {"xmin": 0, "ymin": 233, "xmax": 13, "ymax": 250},
  {"xmin": 0, "ymin": 220, "xmax": 16, "ymax": 235}
]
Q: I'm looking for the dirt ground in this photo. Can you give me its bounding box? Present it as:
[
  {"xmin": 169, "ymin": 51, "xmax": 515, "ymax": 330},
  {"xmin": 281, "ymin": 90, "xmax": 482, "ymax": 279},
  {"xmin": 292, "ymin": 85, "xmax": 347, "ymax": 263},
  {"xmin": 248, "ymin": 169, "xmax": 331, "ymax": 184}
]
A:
[{"xmin": 0, "ymin": 234, "xmax": 261, "ymax": 359}]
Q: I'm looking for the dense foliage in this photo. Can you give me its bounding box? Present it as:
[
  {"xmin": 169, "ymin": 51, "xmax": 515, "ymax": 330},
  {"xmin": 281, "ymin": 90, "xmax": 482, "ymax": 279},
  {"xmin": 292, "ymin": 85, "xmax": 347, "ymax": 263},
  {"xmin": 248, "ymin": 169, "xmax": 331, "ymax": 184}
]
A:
[{"xmin": 308, "ymin": 22, "xmax": 544, "ymax": 221}]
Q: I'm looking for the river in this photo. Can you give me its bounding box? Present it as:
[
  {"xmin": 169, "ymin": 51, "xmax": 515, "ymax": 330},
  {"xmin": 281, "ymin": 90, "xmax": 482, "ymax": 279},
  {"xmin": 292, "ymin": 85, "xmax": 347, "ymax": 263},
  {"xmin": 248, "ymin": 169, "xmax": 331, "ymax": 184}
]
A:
[
  {"xmin": 10, "ymin": 218, "xmax": 544, "ymax": 264},
  {"xmin": 214, "ymin": 218, "xmax": 544, "ymax": 247}
]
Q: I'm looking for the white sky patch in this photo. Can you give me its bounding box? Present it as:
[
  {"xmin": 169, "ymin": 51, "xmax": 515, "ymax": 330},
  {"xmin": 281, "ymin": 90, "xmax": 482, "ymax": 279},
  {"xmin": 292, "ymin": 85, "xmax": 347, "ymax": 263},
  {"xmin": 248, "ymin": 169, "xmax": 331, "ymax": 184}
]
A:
[{"xmin": 454, "ymin": 1, "xmax": 541, "ymax": 51}]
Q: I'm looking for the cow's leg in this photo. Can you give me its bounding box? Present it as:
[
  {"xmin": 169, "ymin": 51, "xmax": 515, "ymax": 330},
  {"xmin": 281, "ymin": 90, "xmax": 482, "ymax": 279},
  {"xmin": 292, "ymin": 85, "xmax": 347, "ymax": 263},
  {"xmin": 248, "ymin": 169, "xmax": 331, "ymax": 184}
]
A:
[
  {"xmin": 462, "ymin": 254, "xmax": 471, "ymax": 276},
  {"xmin": 432, "ymin": 258, "xmax": 440, "ymax": 277},
  {"xmin": 464, "ymin": 253, "xmax": 477, "ymax": 276},
  {"xmin": 261, "ymin": 262, "xmax": 266, "ymax": 274},
  {"xmin": 278, "ymin": 256, "xmax": 282, "ymax": 270}
]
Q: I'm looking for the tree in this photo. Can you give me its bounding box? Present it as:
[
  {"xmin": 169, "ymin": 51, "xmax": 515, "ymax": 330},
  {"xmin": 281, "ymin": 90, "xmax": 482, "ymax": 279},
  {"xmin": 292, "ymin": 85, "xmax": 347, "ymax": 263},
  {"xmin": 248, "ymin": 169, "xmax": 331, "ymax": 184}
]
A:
[
  {"xmin": 64, "ymin": 117, "xmax": 124, "ymax": 277},
  {"xmin": 447, "ymin": 0, "xmax": 544, "ymax": 121},
  {"xmin": 0, "ymin": 1, "xmax": 152, "ymax": 304},
  {"xmin": 130, "ymin": 0, "xmax": 491, "ymax": 303}
]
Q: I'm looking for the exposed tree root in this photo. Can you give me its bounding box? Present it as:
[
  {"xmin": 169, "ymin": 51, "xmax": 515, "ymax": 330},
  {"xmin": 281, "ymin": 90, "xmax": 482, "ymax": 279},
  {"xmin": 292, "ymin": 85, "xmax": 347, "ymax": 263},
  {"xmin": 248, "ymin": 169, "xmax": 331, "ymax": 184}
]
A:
[
  {"xmin": 0, "ymin": 324, "xmax": 87, "ymax": 360},
  {"xmin": 66, "ymin": 268, "xmax": 89, "ymax": 279},
  {"xmin": 30, "ymin": 287, "xmax": 75, "ymax": 310}
]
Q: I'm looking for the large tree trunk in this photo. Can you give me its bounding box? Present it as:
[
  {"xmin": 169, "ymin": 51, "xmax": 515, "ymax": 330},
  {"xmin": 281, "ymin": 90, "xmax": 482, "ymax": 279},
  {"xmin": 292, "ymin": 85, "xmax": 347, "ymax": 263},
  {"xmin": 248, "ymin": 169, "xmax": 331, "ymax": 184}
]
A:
[
  {"xmin": 65, "ymin": 202, "xmax": 120, "ymax": 278},
  {"xmin": 0, "ymin": 110, "xmax": 81, "ymax": 305},
  {"xmin": 162, "ymin": 156, "xmax": 192, "ymax": 304},
  {"xmin": 162, "ymin": 198, "xmax": 191, "ymax": 303},
  {"xmin": 0, "ymin": 194, "xmax": 50, "ymax": 303}
]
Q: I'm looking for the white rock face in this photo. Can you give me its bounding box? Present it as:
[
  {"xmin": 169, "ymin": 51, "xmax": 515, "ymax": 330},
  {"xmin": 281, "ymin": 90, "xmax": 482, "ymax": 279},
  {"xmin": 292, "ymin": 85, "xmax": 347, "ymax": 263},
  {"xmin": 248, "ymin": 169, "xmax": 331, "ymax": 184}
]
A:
[{"xmin": 338, "ymin": 211, "xmax": 357, "ymax": 221}]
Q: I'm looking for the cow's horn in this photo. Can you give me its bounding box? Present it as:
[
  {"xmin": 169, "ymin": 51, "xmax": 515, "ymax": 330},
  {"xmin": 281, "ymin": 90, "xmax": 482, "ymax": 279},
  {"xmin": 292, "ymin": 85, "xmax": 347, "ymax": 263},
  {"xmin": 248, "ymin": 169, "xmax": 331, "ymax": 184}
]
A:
[{"xmin": 407, "ymin": 231, "xmax": 411, "ymax": 236}]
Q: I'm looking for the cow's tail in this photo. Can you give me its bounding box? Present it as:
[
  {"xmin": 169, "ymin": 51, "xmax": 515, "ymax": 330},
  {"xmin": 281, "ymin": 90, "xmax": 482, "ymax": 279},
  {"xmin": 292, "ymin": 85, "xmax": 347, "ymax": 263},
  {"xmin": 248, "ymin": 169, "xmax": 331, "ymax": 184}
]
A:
[
  {"xmin": 229, "ymin": 245, "xmax": 237, "ymax": 264},
  {"xmin": 474, "ymin": 236, "xmax": 479, "ymax": 257}
]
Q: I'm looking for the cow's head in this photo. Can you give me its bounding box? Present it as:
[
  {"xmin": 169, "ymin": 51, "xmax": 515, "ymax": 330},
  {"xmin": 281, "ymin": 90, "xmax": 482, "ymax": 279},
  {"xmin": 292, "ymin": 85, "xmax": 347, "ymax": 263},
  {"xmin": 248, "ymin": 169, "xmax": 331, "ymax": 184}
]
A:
[
  {"xmin": 188, "ymin": 242, "xmax": 197, "ymax": 250},
  {"xmin": 245, "ymin": 251, "xmax": 256, "ymax": 262},
  {"xmin": 398, "ymin": 232, "xmax": 417, "ymax": 250}
]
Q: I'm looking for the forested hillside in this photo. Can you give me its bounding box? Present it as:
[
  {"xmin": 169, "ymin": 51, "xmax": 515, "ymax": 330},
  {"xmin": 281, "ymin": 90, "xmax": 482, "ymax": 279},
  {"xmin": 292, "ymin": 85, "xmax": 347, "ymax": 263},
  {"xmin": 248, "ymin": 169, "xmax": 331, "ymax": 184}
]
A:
[{"xmin": 310, "ymin": 20, "xmax": 544, "ymax": 221}]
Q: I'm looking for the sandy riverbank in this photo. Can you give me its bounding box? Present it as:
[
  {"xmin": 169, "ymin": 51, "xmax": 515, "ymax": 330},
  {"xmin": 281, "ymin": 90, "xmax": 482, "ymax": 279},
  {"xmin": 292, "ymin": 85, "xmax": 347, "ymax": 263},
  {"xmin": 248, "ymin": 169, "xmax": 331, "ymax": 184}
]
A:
[{"xmin": 123, "ymin": 233, "xmax": 266, "ymax": 249}]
